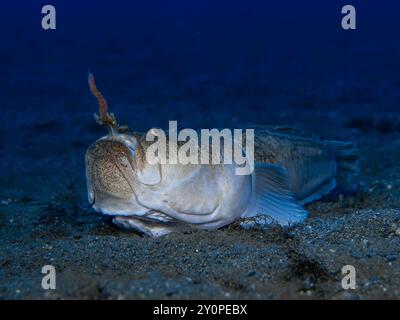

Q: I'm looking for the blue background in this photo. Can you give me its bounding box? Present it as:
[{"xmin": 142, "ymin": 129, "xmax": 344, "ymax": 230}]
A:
[
  {"xmin": 1, "ymin": 1, "xmax": 399, "ymax": 132},
  {"xmin": 0, "ymin": 0, "xmax": 399, "ymax": 182}
]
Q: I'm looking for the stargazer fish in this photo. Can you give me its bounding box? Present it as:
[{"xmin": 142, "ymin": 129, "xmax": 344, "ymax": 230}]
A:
[{"xmin": 85, "ymin": 74, "xmax": 359, "ymax": 237}]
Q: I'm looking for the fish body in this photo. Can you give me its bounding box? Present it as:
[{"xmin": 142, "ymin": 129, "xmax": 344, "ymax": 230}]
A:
[
  {"xmin": 85, "ymin": 126, "xmax": 359, "ymax": 237},
  {"xmin": 85, "ymin": 74, "xmax": 359, "ymax": 237}
]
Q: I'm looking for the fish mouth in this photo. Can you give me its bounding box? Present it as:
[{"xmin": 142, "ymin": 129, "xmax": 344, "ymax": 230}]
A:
[{"xmin": 90, "ymin": 193, "xmax": 149, "ymax": 217}]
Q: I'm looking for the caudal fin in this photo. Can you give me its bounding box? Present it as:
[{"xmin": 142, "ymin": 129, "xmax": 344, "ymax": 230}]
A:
[{"xmin": 328, "ymin": 140, "xmax": 360, "ymax": 191}]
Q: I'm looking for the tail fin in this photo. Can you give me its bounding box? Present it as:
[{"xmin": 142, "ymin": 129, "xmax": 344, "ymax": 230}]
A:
[{"xmin": 328, "ymin": 140, "xmax": 360, "ymax": 191}]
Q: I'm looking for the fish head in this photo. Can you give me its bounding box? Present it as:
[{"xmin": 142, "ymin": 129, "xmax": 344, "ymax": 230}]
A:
[
  {"xmin": 85, "ymin": 73, "xmax": 162, "ymax": 215},
  {"xmin": 85, "ymin": 133, "xmax": 151, "ymax": 215}
]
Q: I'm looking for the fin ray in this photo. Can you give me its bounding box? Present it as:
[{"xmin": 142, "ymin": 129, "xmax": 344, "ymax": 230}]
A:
[
  {"xmin": 298, "ymin": 178, "xmax": 337, "ymax": 205},
  {"xmin": 242, "ymin": 163, "xmax": 308, "ymax": 226}
]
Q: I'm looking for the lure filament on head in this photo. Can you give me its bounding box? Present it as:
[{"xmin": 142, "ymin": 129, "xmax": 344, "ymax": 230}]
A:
[{"xmin": 88, "ymin": 72, "xmax": 118, "ymax": 137}]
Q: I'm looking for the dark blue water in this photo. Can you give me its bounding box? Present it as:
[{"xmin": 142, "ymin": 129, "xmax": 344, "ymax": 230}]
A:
[{"xmin": 1, "ymin": 1, "xmax": 399, "ymax": 140}]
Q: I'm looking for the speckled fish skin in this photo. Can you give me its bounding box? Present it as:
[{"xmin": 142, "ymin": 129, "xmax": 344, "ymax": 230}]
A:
[
  {"xmin": 253, "ymin": 126, "xmax": 349, "ymax": 203},
  {"xmin": 85, "ymin": 126, "xmax": 359, "ymax": 237},
  {"xmin": 86, "ymin": 132, "xmax": 252, "ymax": 230}
]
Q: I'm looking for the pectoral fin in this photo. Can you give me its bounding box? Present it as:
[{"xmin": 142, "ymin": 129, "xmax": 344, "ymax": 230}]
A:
[{"xmin": 242, "ymin": 163, "xmax": 308, "ymax": 226}]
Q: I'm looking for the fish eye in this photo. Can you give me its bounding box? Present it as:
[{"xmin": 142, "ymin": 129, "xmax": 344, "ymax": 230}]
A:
[
  {"xmin": 118, "ymin": 135, "xmax": 138, "ymax": 156},
  {"xmin": 122, "ymin": 139, "xmax": 135, "ymax": 154}
]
